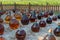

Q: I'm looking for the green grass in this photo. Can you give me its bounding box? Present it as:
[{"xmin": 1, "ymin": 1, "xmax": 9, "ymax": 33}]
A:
[{"xmin": 0, "ymin": 0, "xmax": 60, "ymax": 5}]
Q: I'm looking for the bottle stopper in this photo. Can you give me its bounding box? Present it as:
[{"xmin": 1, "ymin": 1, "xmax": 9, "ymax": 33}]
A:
[
  {"xmin": 58, "ymin": 23, "xmax": 60, "ymax": 26},
  {"xmin": 48, "ymin": 28, "xmax": 52, "ymax": 33}
]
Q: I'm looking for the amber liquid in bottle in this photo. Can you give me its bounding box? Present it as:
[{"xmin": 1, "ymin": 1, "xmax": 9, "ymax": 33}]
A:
[
  {"xmin": 9, "ymin": 19, "xmax": 19, "ymax": 30},
  {"xmin": 14, "ymin": 13, "xmax": 22, "ymax": 21},
  {"xmin": 5, "ymin": 15, "xmax": 12, "ymax": 24},
  {"xmin": 44, "ymin": 11, "xmax": 49, "ymax": 18},
  {"xmin": 5, "ymin": 11, "xmax": 12, "ymax": 24},
  {"xmin": 0, "ymin": 37, "xmax": 5, "ymax": 40}
]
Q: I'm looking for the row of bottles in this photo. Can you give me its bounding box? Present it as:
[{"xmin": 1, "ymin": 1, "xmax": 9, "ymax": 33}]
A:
[
  {"xmin": 0, "ymin": 9, "xmax": 60, "ymax": 28},
  {"xmin": 16, "ymin": 24, "xmax": 60, "ymax": 40},
  {"xmin": 0, "ymin": 9, "xmax": 60, "ymax": 25},
  {"xmin": 1, "ymin": 22, "xmax": 60, "ymax": 40},
  {"xmin": 4, "ymin": 10, "xmax": 58, "ymax": 25},
  {"xmin": 0, "ymin": 9, "xmax": 59, "ymax": 31},
  {"xmin": 0, "ymin": 10, "xmax": 6, "ymax": 40},
  {"xmin": 16, "ymin": 29, "xmax": 56, "ymax": 40},
  {"xmin": 0, "ymin": 9, "xmax": 60, "ymax": 40}
]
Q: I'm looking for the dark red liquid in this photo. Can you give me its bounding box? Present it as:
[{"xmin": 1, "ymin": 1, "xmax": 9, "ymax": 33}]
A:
[
  {"xmin": 21, "ymin": 19, "xmax": 29, "ymax": 25},
  {"xmin": 29, "ymin": 18, "xmax": 36, "ymax": 22},
  {"xmin": 16, "ymin": 30, "xmax": 26, "ymax": 40},
  {"xmin": 37, "ymin": 13, "xmax": 43, "ymax": 20},
  {"xmin": 31, "ymin": 22, "xmax": 40, "ymax": 32},
  {"xmin": 52, "ymin": 16, "xmax": 57, "ymax": 21},
  {"xmin": 21, "ymin": 14, "xmax": 29, "ymax": 25},
  {"xmin": 44, "ymin": 12, "xmax": 49, "ymax": 18},
  {"xmin": 0, "ymin": 37, "xmax": 5, "ymax": 40},
  {"xmin": 0, "ymin": 24, "xmax": 4, "ymax": 35},
  {"xmin": 39, "ymin": 20, "xmax": 46, "ymax": 27},
  {"xmin": 49, "ymin": 10, "xmax": 53, "ymax": 16},
  {"xmin": 46, "ymin": 17, "xmax": 52, "ymax": 24},
  {"xmin": 54, "ymin": 27, "xmax": 60, "ymax": 36},
  {"xmin": 58, "ymin": 14, "xmax": 60, "ymax": 19}
]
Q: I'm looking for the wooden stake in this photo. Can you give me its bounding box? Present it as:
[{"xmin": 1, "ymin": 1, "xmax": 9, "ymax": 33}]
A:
[
  {"xmin": 29, "ymin": 2, "xmax": 31, "ymax": 13},
  {"xmin": 14, "ymin": 2, "xmax": 16, "ymax": 10},
  {"xmin": 0, "ymin": 2, "xmax": 3, "ymax": 10}
]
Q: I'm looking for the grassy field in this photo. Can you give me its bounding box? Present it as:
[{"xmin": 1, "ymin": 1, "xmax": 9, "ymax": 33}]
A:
[
  {"xmin": 0, "ymin": 0, "xmax": 59, "ymax": 5},
  {"xmin": 0, "ymin": 0, "xmax": 60, "ymax": 12}
]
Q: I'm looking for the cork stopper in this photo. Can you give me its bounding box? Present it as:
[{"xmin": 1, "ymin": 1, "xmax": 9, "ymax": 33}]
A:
[
  {"xmin": 58, "ymin": 23, "xmax": 60, "ymax": 26},
  {"xmin": 48, "ymin": 28, "xmax": 52, "ymax": 33}
]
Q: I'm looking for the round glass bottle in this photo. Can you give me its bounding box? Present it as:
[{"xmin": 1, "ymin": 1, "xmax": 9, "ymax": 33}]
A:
[
  {"xmin": 9, "ymin": 19, "xmax": 19, "ymax": 30},
  {"xmin": 54, "ymin": 23, "xmax": 60, "ymax": 36},
  {"xmin": 31, "ymin": 21, "xmax": 40, "ymax": 32},
  {"xmin": 30, "ymin": 10, "xmax": 36, "ymax": 22},
  {"xmin": 14, "ymin": 10, "xmax": 22, "ymax": 21},
  {"xmin": 21, "ymin": 13, "xmax": 29, "ymax": 25},
  {"xmin": 16, "ymin": 30, "xmax": 26, "ymax": 40},
  {"xmin": 44, "ymin": 29, "xmax": 56, "ymax": 40},
  {"xmin": 5, "ymin": 10, "xmax": 12, "ymax": 24}
]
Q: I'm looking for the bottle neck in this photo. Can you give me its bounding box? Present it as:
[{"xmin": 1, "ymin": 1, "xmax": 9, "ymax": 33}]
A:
[
  {"xmin": 58, "ymin": 25, "xmax": 60, "ymax": 28},
  {"xmin": 47, "ymin": 32, "xmax": 52, "ymax": 37},
  {"xmin": 49, "ymin": 32, "xmax": 52, "ymax": 35},
  {"xmin": 48, "ymin": 30, "xmax": 52, "ymax": 35},
  {"xmin": 7, "ymin": 10, "xmax": 11, "ymax": 16},
  {"xmin": 58, "ymin": 25, "xmax": 60, "ymax": 26},
  {"xmin": 22, "ymin": 13, "xmax": 26, "ymax": 17}
]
